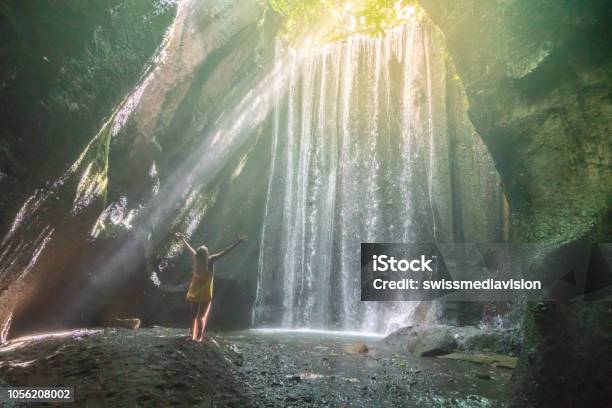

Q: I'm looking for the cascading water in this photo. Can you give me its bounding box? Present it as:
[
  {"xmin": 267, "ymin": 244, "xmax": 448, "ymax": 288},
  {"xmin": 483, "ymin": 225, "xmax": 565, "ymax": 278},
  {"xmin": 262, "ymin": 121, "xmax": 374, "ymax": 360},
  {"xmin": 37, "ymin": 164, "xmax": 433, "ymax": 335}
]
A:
[{"xmin": 254, "ymin": 17, "xmax": 500, "ymax": 333}]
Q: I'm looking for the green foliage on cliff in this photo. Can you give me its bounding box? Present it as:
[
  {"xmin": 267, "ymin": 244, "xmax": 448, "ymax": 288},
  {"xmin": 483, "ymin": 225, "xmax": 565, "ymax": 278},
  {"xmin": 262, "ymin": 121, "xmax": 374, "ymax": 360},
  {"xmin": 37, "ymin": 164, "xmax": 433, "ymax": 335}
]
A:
[{"xmin": 268, "ymin": 0, "xmax": 418, "ymax": 45}]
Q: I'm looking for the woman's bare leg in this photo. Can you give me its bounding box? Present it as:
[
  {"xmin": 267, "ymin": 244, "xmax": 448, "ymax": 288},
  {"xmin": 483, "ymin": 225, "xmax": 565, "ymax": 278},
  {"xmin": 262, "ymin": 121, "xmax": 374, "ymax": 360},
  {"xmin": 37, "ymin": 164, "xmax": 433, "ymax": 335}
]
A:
[
  {"xmin": 191, "ymin": 318, "xmax": 199, "ymax": 341},
  {"xmin": 197, "ymin": 301, "xmax": 212, "ymax": 341},
  {"xmin": 191, "ymin": 303, "xmax": 202, "ymax": 341}
]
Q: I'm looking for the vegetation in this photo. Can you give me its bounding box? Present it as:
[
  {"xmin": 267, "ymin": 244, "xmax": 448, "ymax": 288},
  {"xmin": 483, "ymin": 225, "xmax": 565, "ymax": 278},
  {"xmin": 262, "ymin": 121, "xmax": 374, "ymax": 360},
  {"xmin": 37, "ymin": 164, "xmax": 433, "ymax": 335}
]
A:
[{"xmin": 267, "ymin": 0, "xmax": 418, "ymax": 46}]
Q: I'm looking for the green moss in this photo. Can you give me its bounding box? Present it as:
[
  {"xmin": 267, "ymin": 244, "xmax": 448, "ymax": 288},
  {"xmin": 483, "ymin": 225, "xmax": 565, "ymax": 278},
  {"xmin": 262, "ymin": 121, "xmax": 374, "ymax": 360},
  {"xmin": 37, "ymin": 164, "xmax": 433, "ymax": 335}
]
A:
[
  {"xmin": 70, "ymin": 112, "xmax": 114, "ymax": 215},
  {"xmin": 268, "ymin": 0, "xmax": 418, "ymax": 46},
  {"xmin": 0, "ymin": 141, "xmax": 9, "ymax": 155},
  {"xmin": 0, "ymin": 0, "xmax": 176, "ymax": 193}
]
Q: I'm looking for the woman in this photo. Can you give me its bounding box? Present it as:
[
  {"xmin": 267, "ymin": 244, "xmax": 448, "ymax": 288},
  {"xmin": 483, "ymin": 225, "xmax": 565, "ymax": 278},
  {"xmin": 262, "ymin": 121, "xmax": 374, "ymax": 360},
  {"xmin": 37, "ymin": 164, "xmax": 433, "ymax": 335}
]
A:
[{"xmin": 175, "ymin": 232, "xmax": 246, "ymax": 341}]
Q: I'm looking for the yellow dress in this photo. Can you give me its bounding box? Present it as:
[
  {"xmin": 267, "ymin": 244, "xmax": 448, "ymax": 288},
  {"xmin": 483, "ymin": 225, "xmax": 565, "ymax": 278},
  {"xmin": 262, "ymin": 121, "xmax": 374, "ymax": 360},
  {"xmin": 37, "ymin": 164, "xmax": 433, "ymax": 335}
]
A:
[{"xmin": 186, "ymin": 270, "xmax": 214, "ymax": 303}]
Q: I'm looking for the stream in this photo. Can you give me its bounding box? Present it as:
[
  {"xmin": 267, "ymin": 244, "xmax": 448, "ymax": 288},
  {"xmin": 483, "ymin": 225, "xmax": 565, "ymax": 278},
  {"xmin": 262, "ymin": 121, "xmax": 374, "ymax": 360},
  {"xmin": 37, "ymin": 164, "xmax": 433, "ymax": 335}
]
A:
[{"xmin": 227, "ymin": 329, "xmax": 510, "ymax": 407}]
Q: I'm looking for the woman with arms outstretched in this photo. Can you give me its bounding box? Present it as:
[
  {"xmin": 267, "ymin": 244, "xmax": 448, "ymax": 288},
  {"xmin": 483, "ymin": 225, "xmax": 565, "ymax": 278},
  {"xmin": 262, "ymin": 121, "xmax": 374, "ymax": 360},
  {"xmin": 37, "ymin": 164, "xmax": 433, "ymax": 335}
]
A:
[{"xmin": 175, "ymin": 232, "xmax": 246, "ymax": 341}]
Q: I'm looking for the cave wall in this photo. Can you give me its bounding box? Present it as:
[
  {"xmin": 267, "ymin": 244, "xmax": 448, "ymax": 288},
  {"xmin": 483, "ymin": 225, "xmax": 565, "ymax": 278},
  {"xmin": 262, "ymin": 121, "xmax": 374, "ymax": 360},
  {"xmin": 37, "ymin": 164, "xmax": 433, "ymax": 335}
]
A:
[
  {"xmin": 419, "ymin": 0, "xmax": 612, "ymax": 243},
  {"xmin": 419, "ymin": 0, "xmax": 612, "ymax": 406},
  {"xmin": 0, "ymin": 0, "xmax": 272, "ymax": 339},
  {"xmin": 0, "ymin": 2, "xmax": 610, "ymax": 403},
  {"xmin": 0, "ymin": 0, "xmax": 177, "ymax": 339},
  {"xmin": 0, "ymin": 0, "xmax": 176, "ymax": 236}
]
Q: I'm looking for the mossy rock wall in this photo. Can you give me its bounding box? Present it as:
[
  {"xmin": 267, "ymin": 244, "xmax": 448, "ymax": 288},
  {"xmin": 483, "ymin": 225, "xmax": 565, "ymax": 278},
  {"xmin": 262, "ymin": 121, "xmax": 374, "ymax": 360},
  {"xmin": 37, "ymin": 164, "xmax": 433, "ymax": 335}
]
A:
[
  {"xmin": 419, "ymin": 0, "xmax": 612, "ymax": 406},
  {"xmin": 0, "ymin": 0, "xmax": 176, "ymax": 235}
]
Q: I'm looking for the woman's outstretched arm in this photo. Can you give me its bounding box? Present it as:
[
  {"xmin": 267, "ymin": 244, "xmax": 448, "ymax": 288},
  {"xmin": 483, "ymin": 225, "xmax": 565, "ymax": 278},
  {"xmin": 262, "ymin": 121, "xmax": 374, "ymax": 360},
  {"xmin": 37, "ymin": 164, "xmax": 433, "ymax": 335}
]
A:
[
  {"xmin": 210, "ymin": 235, "xmax": 247, "ymax": 263},
  {"xmin": 175, "ymin": 232, "xmax": 196, "ymax": 255}
]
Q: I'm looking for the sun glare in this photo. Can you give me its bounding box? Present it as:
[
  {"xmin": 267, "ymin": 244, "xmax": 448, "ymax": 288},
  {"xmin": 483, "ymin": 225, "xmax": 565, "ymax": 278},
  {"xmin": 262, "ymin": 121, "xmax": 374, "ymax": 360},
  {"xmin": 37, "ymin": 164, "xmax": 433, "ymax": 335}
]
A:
[{"xmin": 282, "ymin": 0, "xmax": 419, "ymax": 49}]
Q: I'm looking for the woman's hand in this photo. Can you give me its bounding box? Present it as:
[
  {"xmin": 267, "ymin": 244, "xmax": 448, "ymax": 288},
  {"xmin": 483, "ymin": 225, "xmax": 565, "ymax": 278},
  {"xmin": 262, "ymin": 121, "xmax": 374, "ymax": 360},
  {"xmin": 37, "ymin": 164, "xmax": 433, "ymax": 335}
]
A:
[{"xmin": 175, "ymin": 232, "xmax": 195, "ymax": 255}]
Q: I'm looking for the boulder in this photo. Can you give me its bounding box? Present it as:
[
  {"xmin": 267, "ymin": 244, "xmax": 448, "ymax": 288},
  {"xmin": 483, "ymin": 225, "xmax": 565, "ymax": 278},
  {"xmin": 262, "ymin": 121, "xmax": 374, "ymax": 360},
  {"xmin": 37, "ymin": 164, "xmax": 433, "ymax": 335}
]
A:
[
  {"xmin": 384, "ymin": 325, "xmax": 457, "ymax": 357},
  {"xmin": 382, "ymin": 324, "xmax": 521, "ymax": 357},
  {"xmin": 344, "ymin": 343, "xmax": 369, "ymax": 354}
]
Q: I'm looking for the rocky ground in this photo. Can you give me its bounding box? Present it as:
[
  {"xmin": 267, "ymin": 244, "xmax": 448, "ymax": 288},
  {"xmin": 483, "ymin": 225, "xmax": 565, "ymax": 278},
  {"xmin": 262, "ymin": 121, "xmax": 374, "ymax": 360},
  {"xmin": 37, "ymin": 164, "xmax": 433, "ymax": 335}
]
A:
[
  {"xmin": 0, "ymin": 327, "xmax": 513, "ymax": 407},
  {"xmin": 0, "ymin": 328, "xmax": 251, "ymax": 407}
]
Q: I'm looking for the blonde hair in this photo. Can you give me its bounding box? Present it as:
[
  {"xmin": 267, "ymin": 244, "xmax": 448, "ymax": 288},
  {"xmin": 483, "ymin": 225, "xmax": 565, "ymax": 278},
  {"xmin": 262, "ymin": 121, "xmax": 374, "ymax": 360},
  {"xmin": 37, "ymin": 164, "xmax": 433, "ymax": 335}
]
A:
[{"xmin": 194, "ymin": 245, "xmax": 209, "ymax": 274}]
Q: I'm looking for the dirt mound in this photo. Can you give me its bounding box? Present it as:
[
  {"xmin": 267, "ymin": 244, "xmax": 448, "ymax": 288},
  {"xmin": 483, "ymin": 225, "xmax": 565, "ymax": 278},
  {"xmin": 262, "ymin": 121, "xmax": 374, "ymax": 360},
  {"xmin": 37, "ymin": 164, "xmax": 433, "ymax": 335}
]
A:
[{"xmin": 0, "ymin": 327, "xmax": 251, "ymax": 407}]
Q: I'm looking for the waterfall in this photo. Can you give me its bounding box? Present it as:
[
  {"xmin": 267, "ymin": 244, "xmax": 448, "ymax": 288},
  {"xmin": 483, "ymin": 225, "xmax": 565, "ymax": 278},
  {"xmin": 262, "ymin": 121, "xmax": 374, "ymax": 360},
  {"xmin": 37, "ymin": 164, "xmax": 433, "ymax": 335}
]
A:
[{"xmin": 255, "ymin": 18, "xmax": 499, "ymax": 333}]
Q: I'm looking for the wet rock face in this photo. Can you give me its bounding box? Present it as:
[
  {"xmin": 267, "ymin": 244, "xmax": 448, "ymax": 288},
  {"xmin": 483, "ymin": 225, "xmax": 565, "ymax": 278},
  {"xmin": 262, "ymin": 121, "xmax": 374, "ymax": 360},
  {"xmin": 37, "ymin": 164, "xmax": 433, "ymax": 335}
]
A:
[
  {"xmin": 0, "ymin": 0, "xmax": 176, "ymax": 335},
  {"xmin": 0, "ymin": 0, "xmax": 269, "ymax": 339},
  {"xmin": 419, "ymin": 0, "xmax": 612, "ymax": 243},
  {"xmin": 0, "ymin": 0, "xmax": 176, "ymax": 236},
  {"xmin": 418, "ymin": 1, "xmax": 612, "ymax": 406}
]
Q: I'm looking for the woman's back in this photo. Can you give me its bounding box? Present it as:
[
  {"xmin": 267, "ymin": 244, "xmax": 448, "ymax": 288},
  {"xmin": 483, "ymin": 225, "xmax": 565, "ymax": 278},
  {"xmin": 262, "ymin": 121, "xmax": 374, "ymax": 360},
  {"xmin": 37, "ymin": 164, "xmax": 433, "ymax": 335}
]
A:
[
  {"xmin": 194, "ymin": 256, "xmax": 213, "ymax": 277},
  {"xmin": 187, "ymin": 248, "xmax": 214, "ymax": 302}
]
